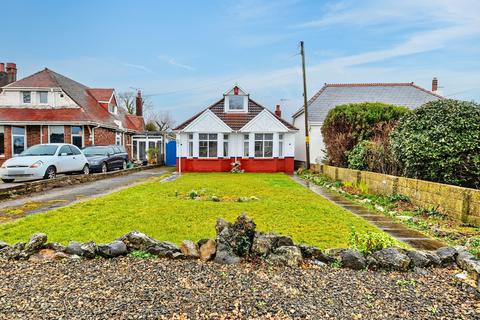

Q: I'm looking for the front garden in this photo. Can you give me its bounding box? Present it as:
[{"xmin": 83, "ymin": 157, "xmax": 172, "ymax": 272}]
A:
[{"xmin": 0, "ymin": 173, "xmax": 391, "ymax": 248}]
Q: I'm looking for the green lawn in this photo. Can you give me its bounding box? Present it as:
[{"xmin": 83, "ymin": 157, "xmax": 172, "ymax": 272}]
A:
[{"xmin": 0, "ymin": 173, "xmax": 391, "ymax": 248}]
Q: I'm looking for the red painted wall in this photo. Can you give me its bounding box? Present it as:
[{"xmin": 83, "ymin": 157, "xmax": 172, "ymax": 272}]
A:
[{"xmin": 177, "ymin": 157, "xmax": 295, "ymax": 174}]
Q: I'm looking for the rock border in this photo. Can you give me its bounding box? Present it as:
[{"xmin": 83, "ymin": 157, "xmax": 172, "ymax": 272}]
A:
[{"xmin": 1, "ymin": 214, "xmax": 479, "ymax": 290}]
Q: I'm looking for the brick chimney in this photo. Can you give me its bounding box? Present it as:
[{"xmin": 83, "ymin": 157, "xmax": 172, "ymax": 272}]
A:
[
  {"xmin": 135, "ymin": 90, "xmax": 143, "ymax": 117},
  {"xmin": 274, "ymin": 104, "xmax": 282, "ymax": 118},
  {"xmin": 432, "ymin": 77, "xmax": 438, "ymax": 93},
  {"xmin": 0, "ymin": 63, "xmax": 4, "ymax": 73},
  {"xmin": 6, "ymin": 63, "xmax": 17, "ymax": 84}
]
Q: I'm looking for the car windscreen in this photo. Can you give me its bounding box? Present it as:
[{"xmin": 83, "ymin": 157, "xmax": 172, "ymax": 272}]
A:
[
  {"xmin": 83, "ymin": 147, "xmax": 109, "ymax": 157},
  {"xmin": 20, "ymin": 145, "xmax": 58, "ymax": 156}
]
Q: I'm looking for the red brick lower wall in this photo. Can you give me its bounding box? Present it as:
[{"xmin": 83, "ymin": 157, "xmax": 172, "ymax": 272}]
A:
[{"xmin": 177, "ymin": 157, "xmax": 295, "ymax": 174}]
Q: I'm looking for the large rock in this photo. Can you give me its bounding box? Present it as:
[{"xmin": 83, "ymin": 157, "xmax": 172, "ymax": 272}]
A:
[
  {"xmin": 24, "ymin": 233, "xmax": 48, "ymax": 254},
  {"xmin": 456, "ymin": 251, "xmax": 480, "ymax": 280},
  {"xmin": 65, "ymin": 241, "xmax": 83, "ymax": 256},
  {"xmin": 0, "ymin": 242, "xmax": 26, "ymax": 260},
  {"xmin": 340, "ymin": 249, "xmax": 366, "ymax": 270},
  {"xmin": 298, "ymin": 244, "xmax": 332, "ymax": 263},
  {"xmin": 215, "ymin": 219, "xmax": 231, "ymax": 234},
  {"xmin": 267, "ymin": 246, "xmax": 303, "ymax": 267},
  {"xmin": 435, "ymin": 247, "xmax": 457, "ymax": 266},
  {"xmin": 199, "ymin": 239, "xmax": 216, "ymax": 262},
  {"xmin": 406, "ymin": 250, "xmax": 431, "ymax": 268},
  {"xmin": 29, "ymin": 249, "xmax": 56, "ymax": 262},
  {"xmin": 97, "ymin": 241, "xmax": 128, "ymax": 258},
  {"xmin": 214, "ymin": 228, "xmax": 241, "ymax": 265},
  {"xmin": 0, "ymin": 241, "xmax": 8, "ymax": 250},
  {"xmin": 80, "ymin": 241, "xmax": 97, "ymax": 259},
  {"xmin": 251, "ymin": 233, "xmax": 294, "ymax": 256},
  {"xmin": 180, "ymin": 240, "xmax": 199, "ymax": 259},
  {"xmin": 369, "ymin": 248, "xmax": 411, "ymax": 271},
  {"xmin": 424, "ymin": 252, "xmax": 442, "ymax": 267},
  {"xmin": 119, "ymin": 231, "xmax": 180, "ymax": 257},
  {"xmin": 45, "ymin": 242, "xmax": 66, "ymax": 252}
]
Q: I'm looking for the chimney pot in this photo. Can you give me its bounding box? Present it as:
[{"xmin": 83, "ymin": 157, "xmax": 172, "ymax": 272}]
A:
[
  {"xmin": 275, "ymin": 104, "xmax": 282, "ymax": 118},
  {"xmin": 432, "ymin": 77, "xmax": 438, "ymax": 92},
  {"xmin": 135, "ymin": 90, "xmax": 143, "ymax": 117}
]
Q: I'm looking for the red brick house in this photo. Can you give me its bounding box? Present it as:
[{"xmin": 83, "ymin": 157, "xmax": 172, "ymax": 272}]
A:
[{"xmin": 0, "ymin": 65, "xmax": 144, "ymax": 165}]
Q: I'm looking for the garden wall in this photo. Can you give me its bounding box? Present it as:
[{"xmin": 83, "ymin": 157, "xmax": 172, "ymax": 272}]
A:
[{"xmin": 312, "ymin": 164, "xmax": 480, "ymax": 226}]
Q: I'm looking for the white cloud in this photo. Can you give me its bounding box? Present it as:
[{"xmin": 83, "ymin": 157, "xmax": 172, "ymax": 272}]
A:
[
  {"xmin": 122, "ymin": 63, "xmax": 153, "ymax": 73},
  {"xmin": 157, "ymin": 55, "xmax": 195, "ymax": 71}
]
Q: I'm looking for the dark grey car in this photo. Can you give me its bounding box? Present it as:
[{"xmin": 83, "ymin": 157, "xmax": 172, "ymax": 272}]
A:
[{"xmin": 82, "ymin": 145, "xmax": 129, "ymax": 173}]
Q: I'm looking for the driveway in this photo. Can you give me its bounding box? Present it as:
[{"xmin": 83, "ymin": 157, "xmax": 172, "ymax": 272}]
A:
[{"xmin": 0, "ymin": 167, "xmax": 170, "ymax": 222}]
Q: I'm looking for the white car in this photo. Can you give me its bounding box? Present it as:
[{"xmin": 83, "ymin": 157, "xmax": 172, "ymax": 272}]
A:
[{"xmin": 0, "ymin": 144, "xmax": 90, "ymax": 183}]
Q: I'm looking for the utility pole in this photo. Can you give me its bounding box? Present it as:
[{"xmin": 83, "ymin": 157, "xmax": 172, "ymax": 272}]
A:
[{"xmin": 300, "ymin": 41, "xmax": 310, "ymax": 169}]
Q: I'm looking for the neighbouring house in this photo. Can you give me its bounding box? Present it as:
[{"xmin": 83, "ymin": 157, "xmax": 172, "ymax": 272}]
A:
[
  {"xmin": 174, "ymin": 85, "xmax": 298, "ymax": 173},
  {"xmin": 0, "ymin": 65, "xmax": 145, "ymax": 165},
  {"xmin": 292, "ymin": 79, "xmax": 443, "ymax": 167}
]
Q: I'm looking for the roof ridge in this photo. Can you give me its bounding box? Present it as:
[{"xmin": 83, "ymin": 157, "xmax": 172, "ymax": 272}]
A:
[{"xmin": 325, "ymin": 82, "xmax": 414, "ymax": 87}]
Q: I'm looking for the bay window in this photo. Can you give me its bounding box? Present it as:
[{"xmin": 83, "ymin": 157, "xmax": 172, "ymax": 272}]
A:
[
  {"xmin": 223, "ymin": 134, "xmax": 229, "ymax": 157},
  {"xmin": 254, "ymin": 133, "xmax": 273, "ymax": 158},
  {"xmin": 49, "ymin": 125, "xmax": 64, "ymax": 143},
  {"xmin": 12, "ymin": 126, "xmax": 26, "ymax": 155},
  {"xmin": 188, "ymin": 134, "xmax": 193, "ymax": 157},
  {"xmin": 199, "ymin": 133, "xmax": 217, "ymax": 158},
  {"xmin": 278, "ymin": 134, "xmax": 284, "ymax": 158},
  {"xmin": 243, "ymin": 134, "xmax": 249, "ymax": 157}
]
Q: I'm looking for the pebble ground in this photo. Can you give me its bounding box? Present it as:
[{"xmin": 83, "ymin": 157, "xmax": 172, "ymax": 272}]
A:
[{"xmin": 0, "ymin": 258, "xmax": 478, "ymax": 319}]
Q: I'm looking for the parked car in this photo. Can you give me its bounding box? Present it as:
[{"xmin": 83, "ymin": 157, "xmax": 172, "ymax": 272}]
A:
[
  {"xmin": 82, "ymin": 145, "xmax": 129, "ymax": 173},
  {"xmin": 0, "ymin": 144, "xmax": 89, "ymax": 183}
]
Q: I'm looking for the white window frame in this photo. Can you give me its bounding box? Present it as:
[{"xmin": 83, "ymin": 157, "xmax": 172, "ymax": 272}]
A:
[
  {"xmin": 243, "ymin": 134, "xmax": 249, "ymax": 158},
  {"xmin": 11, "ymin": 126, "xmax": 26, "ymax": 156},
  {"xmin": 224, "ymin": 95, "xmax": 248, "ymax": 113},
  {"xmin": 22, "ymin": 91, "xmax": 32, "ymax": 104},
  {"xmin": 254, "ymin": 133, "xmax": 273, "ymax": 158},
  {"xmin": 278, "ymin": 133, "xmax": 284, "ymax": 158},
  {"xmin": 223, "ymin": 134, "xmax": 229, "ymax": 158},
  {"xmin": 188, "ymin": 133, "xmax": 194, "ymax": 158},
  {"xmin": 198, "ymin": 133, "xmax": 218, "ymax": 158},
  {"xmin": 71, "ymin": 125, "xmax": 84, "ymax": 148},
  {"xmin": 38, "ymin": 91, "xmax": 48, "ymax": 104},
  {"xmin": 115, "ymin": 132, "xmax": 122, "ymax": 145},
  {"xmin": 48, "ymin": 125, "xmax": 65, "ymax": 143}
]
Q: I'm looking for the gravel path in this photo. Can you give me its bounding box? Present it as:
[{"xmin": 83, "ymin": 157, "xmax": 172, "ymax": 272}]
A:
[{"xmin": 0, "ymin": 258, "xmax": 478, "ymax": 319}]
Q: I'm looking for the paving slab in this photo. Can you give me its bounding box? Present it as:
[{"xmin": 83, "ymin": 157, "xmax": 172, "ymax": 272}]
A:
[{"xmin": 292, "ymin": 176, "xmax": 445, "ymax": 250}]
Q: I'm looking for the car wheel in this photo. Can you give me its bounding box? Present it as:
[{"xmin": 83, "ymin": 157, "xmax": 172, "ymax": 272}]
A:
[
  {"xmin": 44, "ymin": 166, "xmax": 56, "ymax": 180},
  {"xmin": 1, "ymin": 178, "xmax": 14, "ymax": 183},
  {"xmin": 101, "ymin": 162, "xmax": 108, "ymax": 174},
  {"xmin": 82, "ymin": 164, "xmax": 90, "ymax": 175},
  {"xmin": 122, "ymin": 160, "xmax": 127, "ymax": 170}
]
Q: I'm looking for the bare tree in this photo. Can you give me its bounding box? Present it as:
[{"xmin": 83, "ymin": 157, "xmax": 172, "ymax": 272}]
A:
[
  {"xmin": 146, "ymin": 110, "xmax": 175, "ymax": 132},
  {"xmin": 118, "ymin": 91, "xmax": 153, "ymax": 115}
]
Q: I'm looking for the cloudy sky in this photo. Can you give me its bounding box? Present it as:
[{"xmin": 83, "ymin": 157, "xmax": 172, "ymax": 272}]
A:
[{"xmin": 4, "ymin": 0, "xmax": 480, "ymax": 124}]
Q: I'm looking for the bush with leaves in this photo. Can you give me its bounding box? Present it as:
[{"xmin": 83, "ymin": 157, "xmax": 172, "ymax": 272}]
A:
[
  {"xmin": 390, "ymin": 99, "xmax": 480, "ymax": 188},
  {"xmin": 349, "ymin": 228, "xmax": 397, "ymax": 254},
  {"xmin": 322, "ymin": 102, "xmax": 410, "ymax": 167}
]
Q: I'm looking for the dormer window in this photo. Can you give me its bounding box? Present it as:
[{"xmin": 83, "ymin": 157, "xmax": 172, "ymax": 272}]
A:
[
  {"xmin": 108, "ymin": 103, "xmax": 117, "ymax": 114},
  {"xmin": 224, "ymin": 85, "xmax": 248, "ymax": 113},
  {"xmin": 22, "ymin": 91, "xmax": 31, "ymax": 104},
  {"xmin": 38, "ymin": 91, "xmax": 48, "ymax": 104}
]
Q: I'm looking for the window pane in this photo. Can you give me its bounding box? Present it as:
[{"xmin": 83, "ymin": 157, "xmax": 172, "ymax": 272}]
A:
[
  {"xmin": 50, "ymin": 133, "xmax": 64, "ymax": 143},
  {"xmin": 279, "ymin": 134, "xmax": 284, "ymax": 140},
  {"xmin": 265, "ymin": 133, "xmax": 273, "ymax": 140},
  {"xmin": 188, "ymin": 141, "xmax": 193, "ymax": 157},
  {"xmin": 149, "ymin": 142, "xmax": 155, "ymax": 149},
  {"xmin": 22, "ymin": 92, "xmax": 31, "ymax": 103},
  {"xmin": 39, "ymin": 92, "xmax": 48, "ymax": 104},
  {"xmin": 199, "ymin": 141, "xmax": 208, "ymax": 157},
  {"xmin": 188, "ymin": 133, "xmax": 193, "ymax": 140},
  {"xmin": 133, "ymin": 141, "xmax": 138, "ymax": 158},
  {"xmin": 209, "ymin": 141, "xmax": 217, "ymax": 157},
  {"xmin": 71, "ymin": 145, "xmax": 81, "ymax": 155},
  {"xmin": 254, "ymin": 141, "xmax": 263, "ymax": 157},
  {"xmin": 199, "ymin": 134, "xmax": 208, "ymax": 140},
  {"xmin": 244, "ymin": 141, "xmax": 249, "ymax": 157},
  {"xmin": 12, "ymin": 126, "xmax": 25, "ymax": 135},
  {"xmin": 72, "ymin": 136, "xmax": 83, "ymax": 148},
  {"xmin": 209, "ymin": 134, "xmax": 217, "ymax": 140},
  {"xmin": 13, "ymin": 136, "xmax": 25, "ymax": 155},
  {"xmin": 223, "ymin": 141, "xmax": 228, "ymax": 157},
  {"xmin": 264, "ymin": 141, "xmax": 273, "ymax": 157},
  {"xmin": 59, "ymin": 145, "xmax": 73, "ymax": 155},
  {"xmin": 50, "ymin": 126, "xmax": 64, "ymax": 134},
  {"xmin": 254, "ymin": 133, "xmax": 263, "ymax": 140},
  {"xmin": 244, "ymin": 134, "xmax": 249, "ymax": 140},
  {"xmin": 71, "ymin": 126, "xmax": 82, "ymax": 135},
  {"xmin": 229, "ymin": 96, "xmax": 244, "ymax": 110},
  {"xmin": 223, "ymin": 134, "xmax": 229, "ymax": 140},
  {"xmin": 279, "ymin": 141, "xmax": 283, "ymax": 157},
  {"xmin": 0, "ymin": 130, "xmax": 4, "ymax": 155}
]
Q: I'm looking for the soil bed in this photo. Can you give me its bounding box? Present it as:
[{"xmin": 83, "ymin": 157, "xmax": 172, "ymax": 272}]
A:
[{"xmin": 0, "ymin": 258, "xmax": 478, "ymax": 319}]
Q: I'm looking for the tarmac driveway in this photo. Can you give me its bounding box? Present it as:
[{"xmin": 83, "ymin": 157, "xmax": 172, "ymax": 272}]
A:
[{"xmin": 0, "ymin": 167, "xmax": 170, "ymax": 222}]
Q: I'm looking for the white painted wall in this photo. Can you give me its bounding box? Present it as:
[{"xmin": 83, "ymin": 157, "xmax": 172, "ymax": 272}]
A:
[
  {"xmin": 0, "ymin": 88, "xmax": 78, "ymax": 108},
  {"xmin": 293, "ymin": 113, "xmax": 326, "ymax": 164}
]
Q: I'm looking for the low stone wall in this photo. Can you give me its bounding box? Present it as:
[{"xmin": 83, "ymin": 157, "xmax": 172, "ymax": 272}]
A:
[
  {"xmin": 312, "ymin": 164, "xmax": 480, "ymax": 226},
  {"xmin": 0, "ymin": 165, "xmax": 163, "ymax": 201}
]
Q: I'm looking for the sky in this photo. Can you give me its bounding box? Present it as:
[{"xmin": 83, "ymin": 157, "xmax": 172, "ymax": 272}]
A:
[{"xmin": 3, "ymin": 0, "xmax": 480, "ymax": 125}]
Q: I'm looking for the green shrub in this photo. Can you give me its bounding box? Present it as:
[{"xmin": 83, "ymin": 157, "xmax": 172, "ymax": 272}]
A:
[
  {"xmin": 347, "ymin": 140, "xmax": 370, "ymax": 170},
  {"xmin": 348, "ymin": 228, "xmax": 397, "ymax": 254},
  {"xmin": 322, "ymin": 102, "xmax": 410, "ymax": 167},
  {"xmin": 390, "ymin": 99, "xmax": 480, "ymax": 188}
]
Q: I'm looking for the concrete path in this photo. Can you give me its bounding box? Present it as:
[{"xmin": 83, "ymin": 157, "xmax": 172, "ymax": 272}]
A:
[
  {"xmin": 292, "ymin": 176, "xmax": 445, "ymax": 250},
  {"xmin": 0, "ymin": 167, "xmax": 170, "ymax": 221}
]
